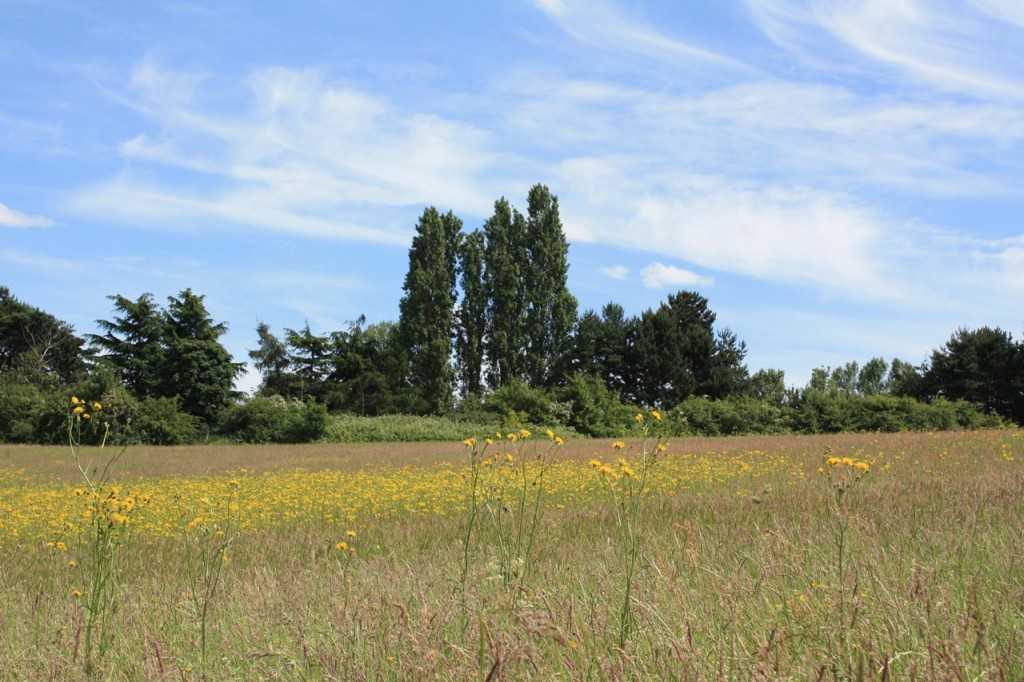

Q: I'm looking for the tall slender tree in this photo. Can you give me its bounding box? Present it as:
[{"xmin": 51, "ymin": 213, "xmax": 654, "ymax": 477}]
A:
[
  {"xmin": 397, "ymin": 207, "xmax": 462, "ymax": 414},
  {"xmin": 523, "ymin": 184, "xmax": 578, "ymax": 387},
  {"xmin": 456, "ymin": 229, "xmax": 487, "ymax": 398},
  {"xmin": 482, "ymin": 197, "xmax": 528, "ymax": 387}
]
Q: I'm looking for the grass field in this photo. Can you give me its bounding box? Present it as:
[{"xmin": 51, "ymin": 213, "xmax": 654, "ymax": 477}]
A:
[{"xmin": 1, "ymin": 428, "xmax": 1022, "ymax": 680}]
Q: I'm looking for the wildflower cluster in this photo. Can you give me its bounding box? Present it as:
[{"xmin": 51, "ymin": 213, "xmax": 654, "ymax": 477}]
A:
[
  {"xmin": 820, "ymin": 452, "xmax": 870, "ymax": 508},
  {"xmin": 460, "ymin": 428, "xmax": 563, "ymax": 601},
  {"xmin": 590, "ymin": 410, "xmax": 668, "ymax": 647}
]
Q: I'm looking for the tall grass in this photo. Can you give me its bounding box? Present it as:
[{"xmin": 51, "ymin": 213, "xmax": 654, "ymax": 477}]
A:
[{"xmin": 0, "ymin": 429, "xmax": 1021, "ymax": 679}]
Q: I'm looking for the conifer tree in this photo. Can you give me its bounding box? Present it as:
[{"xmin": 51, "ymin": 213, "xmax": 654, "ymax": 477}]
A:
[{"xmin": 161, "ymin": 289, "xmax": 242, "ymax": 424}]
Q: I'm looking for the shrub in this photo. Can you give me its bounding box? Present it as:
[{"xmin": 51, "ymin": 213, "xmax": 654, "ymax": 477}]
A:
[{"xmin": 217, "ymin": 396, "xmax": 328, "ymax": 444}]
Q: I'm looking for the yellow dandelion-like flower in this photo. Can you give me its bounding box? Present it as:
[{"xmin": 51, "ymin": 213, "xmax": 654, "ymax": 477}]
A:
[
  {"xmin": 507, "ymin": 433, "xmax": 518, "ymax": 442},
  {"xmin": 520, "ymin": 429, "xmax": 531, "ymax": 439},
  {"xmin": 68, "ymin": 560, "xmax": 77, "ymax": 568},
  {"xmin": 827, "ymin": 457, "xmax": 841, "ymax": 467},
  {"xmin": 335, "ymin": 541, "xmax": 348, "ymax": 551},
  {"xmin": 462, "ymin": 438, "xmax": 476, "ymax": 447},
  {"xmin": 545, "ymin": 429, "xmax": 555, "ymax": 440},
  {"xmin": 485, "ymin": 438, "xmax": 494, "ymax": 445},
  {"xmin": 657, "ymin": 443, "xmax": 667, "ymax": 453},
  {"xmin": 651, "ymin": 410, "xmax": 661, "ymax": 421},
  {"xmin": 72, "ymin": 405, "xmax": 85, "ymax": 415},
  {"xmin": 505, "ymin": 453, "xmax": 514, "ymax": 463},
  {"xmin": 73, "ymin": 488, "xmax": 84, "ymax": 496},
  {"xmin": 92, "ymin": 402, "xmax": 102, "ymax": 410},
  {"xmin": 82, "ymin": 413, "xmax": 91, "ymax": 420},
  {"xmin": 635, "ymin": 413, "xmax": 644, "ymax": 423},
  {"xmin": 555, "ymin": 436, "xmax": 564, "ymax": 446},
  {"xmin": 55, "ymin": 541, "xmax": 67, "ymax": 551},
  {"xmin": 612, "ymin": 441, "xmax": 625, "ymax": 450},
  {"xmin": 588, "ymin": 459, "xmax": 602, "ymax": 468},
  {"xmin": 72, "ymin": 589, "xmax": 83, "ymax": 598},
  {"xmin": 346, "ymin": 530, "xmax": 357, "ymax": 538},
  {"xmin": 855, "ymin": 461, "xmax": 870, "ymax": 472}
]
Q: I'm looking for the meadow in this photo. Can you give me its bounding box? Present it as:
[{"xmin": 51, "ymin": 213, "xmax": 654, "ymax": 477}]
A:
[{"xmin": 1, "ymin": 426, "xmax": 1022, "ymax": 680}]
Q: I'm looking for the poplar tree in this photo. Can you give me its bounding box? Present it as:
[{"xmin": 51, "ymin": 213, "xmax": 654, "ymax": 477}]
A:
[
  {"xmin": 456, "ymin": 229, "xmax": 487, "ymax": 398},
  {"xmin": 482, "ymin": 198, "xmax": 528, "ymax": 387},
  {"xmin": 397, "ymin": 207, "xmax": 462, "ymax": 414},
  {"xmin": 523, "ymin": 184, "xmax": 577, "ymax": 386}
]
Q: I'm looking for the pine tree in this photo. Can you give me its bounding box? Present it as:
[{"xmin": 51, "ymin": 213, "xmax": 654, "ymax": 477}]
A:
[
  {"xmin": 161, "ymin": 289, "xmax": 242, "ymax": 424},
  {"xmin": 397, "ymin": 207, "xmax": 462, "ymax": 414},
  {"xmin": 89, "ymin": 293, "xmax": 166, "ymax": 398}
]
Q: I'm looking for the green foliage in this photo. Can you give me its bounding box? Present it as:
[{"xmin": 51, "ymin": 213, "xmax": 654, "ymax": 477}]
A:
[
  {"xmin": 482, "ymin": 379, "xmax": 554, "ymax": 428},
  {"xmin": 0, "ymin": 287, "xmax": 90, "ymax": 385},
  {"xmin": 398, "ymin": 207, "xmax": 462, "ymax": 414},
  {"xmin": 922, "ymin": 326, "xmax": 1023, "ymax": 423},
  {"xmin": 628, "ymin": 291, "xmax": 749, "ymax": 407},
  {"xmin": 323, "ymin": 413, "xmax": 498, "ymax": 443},
  {"xmin": 89, "ymin": 293, "xmax": 166, "ymax": 398},
  {"xmin": 523, "ymin": 184, "xmax": 578, "ymax": 387},
  {"xmin": 455, "ymin": 229, "xmax": 487, "ymax": 398},
  {"xmin": 216, "ymin": 396, "xmax": 327, "ymax": 444},
  {"xmin": 483, "ymin": 197, "xmax": 529, "ymax": 387},
  {"xmin": 561, "ymin": 373, "xmax": 637, "ymax": 437},
  {"xmin": 666, "ymin": 396, "xmax": 787, "ymax": 436},
  {"xmin": 0, "ymin": 381, "xmax": 66, "ymax": 443},
  {"xmin": 89, "ymin": 290, "xmax": 239, "ymax": 426}
]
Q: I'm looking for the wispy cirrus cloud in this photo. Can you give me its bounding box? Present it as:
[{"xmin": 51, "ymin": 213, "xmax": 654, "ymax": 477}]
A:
[
  {"xmin": 68, "ymin": 61, "xmax": 501, "ymax": 242},
  {"xmin": 746, "ymin": 0, "xmax": 1024, "ymax": 100},
  {"xmin": 530, "ymin": 0, "xmax": 749, "ymax": 71}
]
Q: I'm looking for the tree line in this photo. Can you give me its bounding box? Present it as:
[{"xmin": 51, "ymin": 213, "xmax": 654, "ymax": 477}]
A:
[{"xmin": 1, "ymin": 185, "xmax": 1021, "ymax": 443}]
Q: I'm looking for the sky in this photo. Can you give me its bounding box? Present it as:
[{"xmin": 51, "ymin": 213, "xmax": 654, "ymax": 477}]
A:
[{"xmin": 2, "ymin": 0, "xmax": 1023, "ymax": 394}]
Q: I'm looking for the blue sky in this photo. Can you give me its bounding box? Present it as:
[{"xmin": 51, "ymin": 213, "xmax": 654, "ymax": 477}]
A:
[{"xmin": 3, "ymin": 0, "xmax": 1023, "ymax": 394}]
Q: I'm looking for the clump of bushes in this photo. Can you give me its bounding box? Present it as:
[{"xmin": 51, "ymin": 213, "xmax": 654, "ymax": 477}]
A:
[{"xmin": 217, "ymin": 396, "xmax": 328, "ymax": 444}]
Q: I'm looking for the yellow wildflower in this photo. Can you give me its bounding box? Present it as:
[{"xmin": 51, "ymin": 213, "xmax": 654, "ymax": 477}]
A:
[
  {"xmin": 612, "ymin": 441, "xmax": 625, "ymax": 450},
  {"xmin": 346, "ymin": 530, "xmax": 357, "ymax": 538},
  {"xmin": 463, "ymin": 438, "xmax": 476, "ymax": 447},
  {"xmin": 635, "ymin": 413, "xmax": 644, "ymax": 423},
  {"xmin": 651, "ymin": 410, "xmax": 661, "ymax": 421}
]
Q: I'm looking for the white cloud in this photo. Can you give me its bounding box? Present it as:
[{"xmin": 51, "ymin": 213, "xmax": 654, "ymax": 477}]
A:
[
  {"xmin": 70, "ymin": 63, "xmax": 501, "ymax": 241},
  {"xmin": 531, "ymin": 0, "xmax": 749, "ymax": 71},
  {"xmin": 0, "ymin": 201, "xmax": 53, "ymax": 228},
  {"xmin": 600, "ymin": 264, "xmax": 629, "ymax": 281},
  {"xmin": 746, "ymin": 0, "xmax": 1024, "ymax": 100},
  {"xmin": 640, "ymin": 262, "xmax": 713, "ymax": 289}
]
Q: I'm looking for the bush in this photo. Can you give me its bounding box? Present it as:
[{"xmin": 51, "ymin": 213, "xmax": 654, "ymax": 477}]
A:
[
  {"xmin": 0, "ymin": 382, "xmax": 65, "ymax": 443},
  {"xmin": 217, "ymin": 396, "xmax": 328, "ymax": 444},
  {"xmin": 561, "ymin": 374, "xmax": 637, "ymax": 438},
  {"xmin": 481, "ymin": 380, "xmax": 554, "ymax": 428},
  {"xmin": 323, "ymin": 413, "xmax": 500, "ymax": 443}
]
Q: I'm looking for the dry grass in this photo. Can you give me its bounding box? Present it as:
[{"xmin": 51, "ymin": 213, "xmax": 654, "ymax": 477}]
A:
[{"xmin": 1, "ymin": 429, "xmax": 1022, "ymax": 680}]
